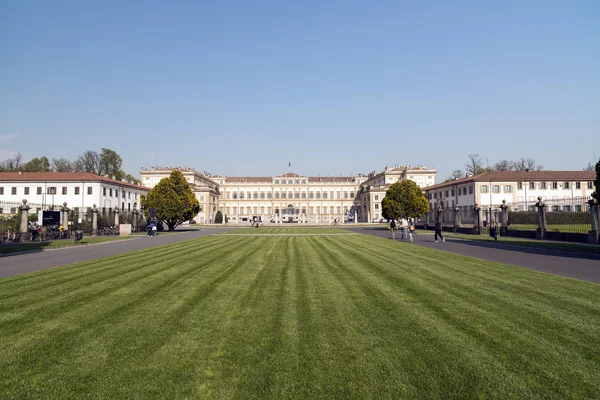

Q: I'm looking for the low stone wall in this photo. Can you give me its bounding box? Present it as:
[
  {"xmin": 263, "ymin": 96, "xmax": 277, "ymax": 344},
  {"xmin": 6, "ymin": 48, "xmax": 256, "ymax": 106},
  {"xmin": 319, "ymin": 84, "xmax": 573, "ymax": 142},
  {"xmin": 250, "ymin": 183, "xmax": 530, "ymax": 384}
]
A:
[
  {"xmin": 544, "ymin": 231, "xmax": 589, "ymax": 243},
  {"xmin": 503, "ymin": 230, "xmax": 537, "ymax": 239},
  {"xmin": 417, "ymin": 223, "xmax": 594, "ymax": 244}
]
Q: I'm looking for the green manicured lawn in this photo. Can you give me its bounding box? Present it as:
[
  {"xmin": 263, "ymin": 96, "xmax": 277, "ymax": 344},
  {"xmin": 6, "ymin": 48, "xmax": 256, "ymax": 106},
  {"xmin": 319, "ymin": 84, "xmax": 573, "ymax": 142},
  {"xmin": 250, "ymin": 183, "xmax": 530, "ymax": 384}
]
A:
[
  {"xmin": 509, "ymin": 224, "xmax": 591, "ymax": 233},
  {"xmin": 1, "ymin": 235, "xmax": 599, "ymax": 399},
  {"xmin": 0, "ymin": 236, "xmax": 132, "ymax": 255},
  {"xmin": 445, "ymin": 232, "xmax": 600, "ymax": 255},
  {"xmin": 223, "ymin": 227, "xmax": 355, "ymax": 235}
]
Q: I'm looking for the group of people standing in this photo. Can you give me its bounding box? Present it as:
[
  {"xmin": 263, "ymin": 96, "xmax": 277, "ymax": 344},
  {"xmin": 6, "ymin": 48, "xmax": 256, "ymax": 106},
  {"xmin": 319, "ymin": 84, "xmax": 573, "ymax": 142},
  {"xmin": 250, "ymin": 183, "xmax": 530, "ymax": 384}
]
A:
[
  {"xmin": 389, "ymin": 219, "xmax": 445, "ymax": 243},
  {"xmin": 389, "ymin": 218, "xmax": 415, "ymax": 242}
]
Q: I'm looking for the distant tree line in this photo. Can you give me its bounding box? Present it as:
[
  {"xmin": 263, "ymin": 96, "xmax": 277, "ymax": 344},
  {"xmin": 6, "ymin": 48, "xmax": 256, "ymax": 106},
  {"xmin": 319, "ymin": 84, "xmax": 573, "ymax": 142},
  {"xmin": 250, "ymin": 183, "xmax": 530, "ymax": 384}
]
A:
[
  {"xmin": 0, "ymin": 148, "xmax": 140, "ymax": 184},
  {"xmin": 445, "ymin": 154, "xmax": 598, "ymax": 182}
]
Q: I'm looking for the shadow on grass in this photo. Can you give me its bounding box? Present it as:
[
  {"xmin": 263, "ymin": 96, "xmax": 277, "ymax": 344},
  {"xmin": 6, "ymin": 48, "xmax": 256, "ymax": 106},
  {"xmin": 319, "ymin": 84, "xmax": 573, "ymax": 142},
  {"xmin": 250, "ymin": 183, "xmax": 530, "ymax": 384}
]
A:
[
  {"xmin": 347, "ymin": 226, "xmax": 600, "ymax": 261},
  {"xmin": 442, "ymin": 236, "xmax": 600, "ymax": 261},
  {"xmin": 1, "ymin": 241, "xmax": 71, "ymax": 257}
]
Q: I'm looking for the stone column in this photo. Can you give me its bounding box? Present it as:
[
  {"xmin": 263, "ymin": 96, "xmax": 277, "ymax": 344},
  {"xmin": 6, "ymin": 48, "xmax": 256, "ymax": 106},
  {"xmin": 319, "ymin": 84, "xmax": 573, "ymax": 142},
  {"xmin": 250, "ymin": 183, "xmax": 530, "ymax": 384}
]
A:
[
  {"xmin": 536, "ymin": 196, "xmax": 547, "ymax": 240},
  {"xmin": 588, "ymin": 200, "xmax": 600, "ymax": 243},
  {"xmin": 437, "ymin": 206, "xmax": 443, "ymax": 224},
  {"xmin": 222, "ymin": 214, "xmax": 226, "ymax": 224},
  {"xmin": 132, "ymin": 210, "xmax": 138, "ymax": 232},
  {"xmin": 61, "ymin": 202, "xmax": 69, "ymax": 230},
  {"xmin": 19, "ymin": 199, "xmax": 30, "ymax": 240},
  {"xmin": 453, "ymin": 205, "xmax": 460, "ymax": 232},
  {"xmin": 139, "ymin": 207, "xmax": 145, "ymax": 228},
  {"xmin": 500, "ymin": 200, "xmax": 509, "ymax": 237},
  {"xmin": 424, "ymin": 210, "xmax": 429, "ymax": 229},
  {"xmin": 92, "ymin": 204, "xmax": 98, "ymax": 236},
  {"xmin": 473, "ymin": 204, "xmax": 482, "ymax": 235},
  {"xmin": 114, "ymin": 207, "xmax": 120, "ymax": 226}
]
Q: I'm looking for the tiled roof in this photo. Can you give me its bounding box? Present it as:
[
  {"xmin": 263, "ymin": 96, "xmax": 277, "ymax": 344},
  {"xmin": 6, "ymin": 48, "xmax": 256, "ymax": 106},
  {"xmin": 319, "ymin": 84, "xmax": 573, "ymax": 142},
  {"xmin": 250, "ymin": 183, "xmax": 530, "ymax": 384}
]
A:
[
  {"xmin": 280, "ymin": 173, "xmax": 301, "ymax": 177},
  {"xmin": 0, "ymin": 172, "xmax": 149, "ymax": 191},
  {"xmin": 424, "ymin": 170, "xmax": 595, "ymax": 191}
]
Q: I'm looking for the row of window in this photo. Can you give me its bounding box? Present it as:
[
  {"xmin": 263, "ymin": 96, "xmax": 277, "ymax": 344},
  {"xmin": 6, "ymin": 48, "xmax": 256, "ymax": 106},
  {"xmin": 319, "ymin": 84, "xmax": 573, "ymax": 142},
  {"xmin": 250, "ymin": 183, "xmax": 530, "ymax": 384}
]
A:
[
  {"xmin": 427, "ymin": 181, "xmax": 595, "ymax": 198},
  {"xmin": 101, "ymin": 187, "xmax": 138, "ymax": 200},
  {"xmin": 228, "ymin": 191, "xmax": 357, "ymax": 200},
  {"xmin": 0, "ymin": 186, "xmax": 93, "ymax": 196},
  {"xmin": 224, "ymin": 206, "xmax": 346, "ymax": 215},
  {"xmin": 273, "ymin": 179, "xmax": 308, "ymax": 184},
  {"xmin": 428, "ymin": 186, "xmax": 474, "ymax": 200},
  {"xmin": 0, "ymin": 203, "xmax": 136, "ymax": 215},
  {"xmin": 0, "ymin": 186, "xmax": 140, "ymax": 199},
  {"xmin": 516, "ymin": 181, "xmax": 593, "ymax": 190},
  {"xmin": 480, "ymin": 185, "xmax": 512, "ymax": 194},
  {"xmin": 482, "ymin": 181, "xmax": 594, "ymax": 193}
]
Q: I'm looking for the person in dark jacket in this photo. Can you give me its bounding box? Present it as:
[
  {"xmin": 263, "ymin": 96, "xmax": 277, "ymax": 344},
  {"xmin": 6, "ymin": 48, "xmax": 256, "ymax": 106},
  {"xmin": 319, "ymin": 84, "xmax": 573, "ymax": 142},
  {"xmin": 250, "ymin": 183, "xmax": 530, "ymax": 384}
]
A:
[
  {"xmin": 434, "ymin": 220, "xmax": 445, "ymax": 243},
  {"xmin": 389, "ymin": 219, "xmax": 397, "ymax": 240}
]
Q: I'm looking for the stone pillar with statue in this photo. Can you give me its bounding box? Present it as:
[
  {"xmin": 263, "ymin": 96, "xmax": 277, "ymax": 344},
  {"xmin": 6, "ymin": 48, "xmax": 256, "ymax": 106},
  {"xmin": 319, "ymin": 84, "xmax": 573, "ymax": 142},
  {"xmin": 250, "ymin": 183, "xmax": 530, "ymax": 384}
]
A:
[
  {"xmin": 535, "ymin": 197, "xmax": 547, "ymax": 240},
  {"xmin": 500, "ymin": 200, "xmax": 509, "ymax": 237},
  {"xmin": 473, "ymin": 204, "xmax": 482, "ymax": 235},
  {"xmin": 92, "ymin": 205, "xmax": 98, "ymax": 236},
  {"xmin": 19, "ymin": 199, "xmax": 30, "ymax": 240},
  {"xmin": 453, "ymin": 205, "xmax": 460, "ymax": 233},
  {"xmin": 61, "ymin": 202, "xmax": 69, "ymax": 233},
  {"xmin": 588, "ymin": 199, "xmax": 600, "ymax": 243}
]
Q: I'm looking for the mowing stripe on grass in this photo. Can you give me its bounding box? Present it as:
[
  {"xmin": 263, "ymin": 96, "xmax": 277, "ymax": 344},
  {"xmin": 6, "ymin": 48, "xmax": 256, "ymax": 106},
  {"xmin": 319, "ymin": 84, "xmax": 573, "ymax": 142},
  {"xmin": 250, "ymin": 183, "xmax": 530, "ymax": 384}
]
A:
[{"xmin": 1, "ymin": 234, "xmax": 599, "ymax": 399}]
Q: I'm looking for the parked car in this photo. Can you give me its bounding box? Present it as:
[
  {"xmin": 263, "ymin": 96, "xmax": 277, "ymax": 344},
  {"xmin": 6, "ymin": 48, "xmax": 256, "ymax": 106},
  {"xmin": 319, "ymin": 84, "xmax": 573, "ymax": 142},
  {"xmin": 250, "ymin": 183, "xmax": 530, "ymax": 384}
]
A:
[{"xmin": 189, "ymin": 219, "xmax": 196, "ymax": 224}]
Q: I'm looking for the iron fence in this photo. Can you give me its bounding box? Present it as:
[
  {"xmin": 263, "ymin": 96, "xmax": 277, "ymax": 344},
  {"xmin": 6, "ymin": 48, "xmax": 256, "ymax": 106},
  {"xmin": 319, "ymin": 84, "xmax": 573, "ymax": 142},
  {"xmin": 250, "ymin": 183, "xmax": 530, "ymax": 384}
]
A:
[{"xmin": 508, "ymin": 198, "xmax": 591, "ymax": 234}]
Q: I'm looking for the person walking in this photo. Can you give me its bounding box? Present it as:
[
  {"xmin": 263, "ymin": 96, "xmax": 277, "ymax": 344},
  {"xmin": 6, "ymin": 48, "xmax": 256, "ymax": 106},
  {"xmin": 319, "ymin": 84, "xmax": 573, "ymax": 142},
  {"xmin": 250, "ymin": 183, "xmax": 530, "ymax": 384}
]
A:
[
  {"xmin": 400, "ymin": 218, "xmax": 409, "ymax": 241},
  {"xmin": 434, "ymin": 220, "xmax": 445, "ymax": 243},
  {"xmin": 408, "ymin": 219, "xmax": 415, "ymax": 243},
  {"xmin": 389, "ymin": 218, "xmax": 397, "ymax": 240}
]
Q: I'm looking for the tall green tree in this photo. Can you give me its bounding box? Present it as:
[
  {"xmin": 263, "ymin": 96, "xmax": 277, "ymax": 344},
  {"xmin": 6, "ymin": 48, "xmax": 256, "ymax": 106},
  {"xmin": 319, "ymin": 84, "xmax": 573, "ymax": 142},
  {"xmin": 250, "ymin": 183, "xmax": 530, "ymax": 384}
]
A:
[
  {"xmin": 22, "ymin": 156, "xmax": 51, "ymax": 172},
  {"xmin": 124, "ymin": 173, "xmax": 140, "ymax": 185},
  {"xmin": 140, "ymin": 171, "xmax": 201, "ymax": 231},
  {"xmin": 381, "ymin": 180, "xmax": 429, "ymax": 221},
  {"xmin": 99, "ymin": 148, "xmax": 124, "ymax": 180}
]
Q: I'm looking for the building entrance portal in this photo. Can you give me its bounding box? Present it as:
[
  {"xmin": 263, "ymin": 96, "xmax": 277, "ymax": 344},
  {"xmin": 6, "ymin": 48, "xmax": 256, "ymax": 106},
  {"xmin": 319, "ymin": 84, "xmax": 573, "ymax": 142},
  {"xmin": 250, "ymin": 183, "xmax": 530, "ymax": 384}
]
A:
[{"xmin": 282, "ymin": 204, "xmax": 299, "ymax": 223}]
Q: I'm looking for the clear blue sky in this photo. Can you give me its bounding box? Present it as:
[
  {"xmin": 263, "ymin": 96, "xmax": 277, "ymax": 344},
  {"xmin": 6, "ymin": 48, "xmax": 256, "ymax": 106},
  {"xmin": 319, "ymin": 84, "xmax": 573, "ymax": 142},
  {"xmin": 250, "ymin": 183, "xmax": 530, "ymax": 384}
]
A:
[{"xmin": 1, "ymin": 0, "xmax": 599, "ymax": 180}]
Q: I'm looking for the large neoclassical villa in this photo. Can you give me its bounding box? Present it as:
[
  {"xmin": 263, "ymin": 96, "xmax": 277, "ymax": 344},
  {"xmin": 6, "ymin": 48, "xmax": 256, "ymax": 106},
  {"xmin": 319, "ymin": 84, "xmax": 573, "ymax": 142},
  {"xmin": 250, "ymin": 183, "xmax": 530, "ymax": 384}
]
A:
[{"xmin": 139, "ymin": 165, "xmax": 437, "ymax": 224}]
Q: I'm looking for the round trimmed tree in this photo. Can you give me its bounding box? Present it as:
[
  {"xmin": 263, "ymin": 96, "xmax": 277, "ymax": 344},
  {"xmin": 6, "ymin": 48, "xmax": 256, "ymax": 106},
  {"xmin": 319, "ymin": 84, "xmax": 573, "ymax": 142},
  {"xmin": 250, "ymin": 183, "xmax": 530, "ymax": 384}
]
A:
[
  {"xmin": 381, "ymin": 180, "xmax": 429, "ymax": 221},
  {"xmin": 141, "ymin": 171, "xmax": 201, "ymax": 231}
]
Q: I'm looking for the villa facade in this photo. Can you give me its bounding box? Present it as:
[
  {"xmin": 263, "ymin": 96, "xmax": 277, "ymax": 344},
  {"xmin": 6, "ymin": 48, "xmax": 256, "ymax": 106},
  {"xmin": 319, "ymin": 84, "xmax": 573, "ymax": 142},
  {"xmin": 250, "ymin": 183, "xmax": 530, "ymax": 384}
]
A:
[{"xmin": 140, "ymin": 165, "xmax": 437, "ymax": 223}]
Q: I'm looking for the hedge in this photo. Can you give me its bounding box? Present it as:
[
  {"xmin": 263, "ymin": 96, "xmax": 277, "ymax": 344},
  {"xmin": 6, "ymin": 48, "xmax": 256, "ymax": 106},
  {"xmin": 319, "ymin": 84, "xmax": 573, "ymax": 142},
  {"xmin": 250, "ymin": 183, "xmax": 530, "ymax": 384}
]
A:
[{"xmin": 509, "ymin": 211, "xmax": 590, "ymax": 225}]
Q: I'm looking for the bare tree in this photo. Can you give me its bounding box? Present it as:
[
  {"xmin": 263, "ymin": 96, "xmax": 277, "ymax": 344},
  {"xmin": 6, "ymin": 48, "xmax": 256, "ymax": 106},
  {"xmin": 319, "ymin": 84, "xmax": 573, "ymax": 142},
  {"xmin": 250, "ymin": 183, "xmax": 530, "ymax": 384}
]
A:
[
  {"xmin": 512, "ymin": 157, "xmax": 527, "ymax": 171},
  {"xmin": 52, "ymin": 158, "xmax": 74, "ymax": 172},
  {"xmin": 494, "ymin": 160, "xmax": 514, "ymax": 171},
  {"xmin": 0, "ymin": 153, "xmax": 24, "ymax": 171},
  {"xmin": 74, "ymin": 150, "xmax": 101, "ymax": 174},
  {"xmin": 525, "ymin": 158, "xmax": 543, "ymax": 171},
  {"xmin": 584, "ymin": 162, "xmax": 595, "ymax": 171},
  {"xmin": 451, "ymin": 169, "xmax": 463, "ymax": 180},
  {"xmin": 465, "ymin": 154, "xmax": 484, "ymax": 176}
]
